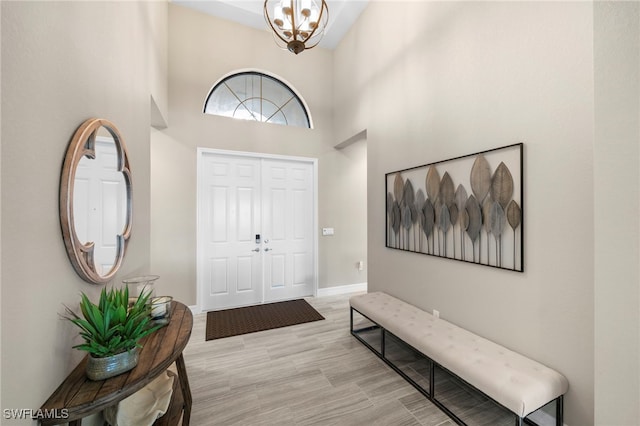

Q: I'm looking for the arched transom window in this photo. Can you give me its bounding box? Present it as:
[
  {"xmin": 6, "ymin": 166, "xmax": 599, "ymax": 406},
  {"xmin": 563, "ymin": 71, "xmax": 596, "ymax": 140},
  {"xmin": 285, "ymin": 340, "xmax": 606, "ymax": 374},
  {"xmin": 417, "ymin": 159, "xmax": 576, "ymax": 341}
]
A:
[{"xmin": 204, "ymin": 71, "xmax": 311, "ymax": 128}]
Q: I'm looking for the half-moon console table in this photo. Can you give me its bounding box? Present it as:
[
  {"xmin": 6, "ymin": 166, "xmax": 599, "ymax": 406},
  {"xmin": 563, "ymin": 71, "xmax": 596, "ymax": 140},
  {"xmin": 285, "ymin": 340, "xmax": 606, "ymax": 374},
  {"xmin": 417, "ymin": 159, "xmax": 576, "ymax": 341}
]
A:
[{"xmin": 38, "ymin": 301, "xmax": 193, "ymax": 426}]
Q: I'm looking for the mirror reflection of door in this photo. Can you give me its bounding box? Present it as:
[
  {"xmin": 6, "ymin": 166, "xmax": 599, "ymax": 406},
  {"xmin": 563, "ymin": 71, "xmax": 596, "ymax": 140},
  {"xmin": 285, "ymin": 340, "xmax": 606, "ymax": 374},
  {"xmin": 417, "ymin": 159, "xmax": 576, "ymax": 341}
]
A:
[{"xmin": 73, "ymin": 133, "xmax": 127, "ymax": 275}]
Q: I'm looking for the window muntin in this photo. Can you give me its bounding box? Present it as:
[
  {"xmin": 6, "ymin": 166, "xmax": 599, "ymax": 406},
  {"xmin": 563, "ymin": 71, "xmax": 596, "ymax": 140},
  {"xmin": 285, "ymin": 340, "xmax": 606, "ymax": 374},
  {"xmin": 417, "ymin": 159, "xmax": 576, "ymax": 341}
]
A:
[{"xmin": 204, "ymin": 72, "xmax": 311, "ymax": 128}]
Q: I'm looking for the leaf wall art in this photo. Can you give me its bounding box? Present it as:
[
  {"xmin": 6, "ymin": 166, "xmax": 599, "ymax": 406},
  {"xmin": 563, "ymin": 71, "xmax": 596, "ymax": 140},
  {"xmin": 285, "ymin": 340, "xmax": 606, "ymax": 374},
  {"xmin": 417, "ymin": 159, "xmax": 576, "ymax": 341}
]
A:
[{"xmin": 385, "ymin": 143, "xmax": 523, "ymax": 271}]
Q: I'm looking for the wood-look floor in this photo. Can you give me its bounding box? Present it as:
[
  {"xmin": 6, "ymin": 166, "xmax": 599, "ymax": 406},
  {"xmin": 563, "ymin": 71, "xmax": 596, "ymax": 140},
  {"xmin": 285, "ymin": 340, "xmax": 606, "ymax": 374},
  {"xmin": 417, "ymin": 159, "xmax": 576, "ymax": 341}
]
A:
[{"xmin": 183, "ymin": 293, "xmax": 455, "ymax": 426}]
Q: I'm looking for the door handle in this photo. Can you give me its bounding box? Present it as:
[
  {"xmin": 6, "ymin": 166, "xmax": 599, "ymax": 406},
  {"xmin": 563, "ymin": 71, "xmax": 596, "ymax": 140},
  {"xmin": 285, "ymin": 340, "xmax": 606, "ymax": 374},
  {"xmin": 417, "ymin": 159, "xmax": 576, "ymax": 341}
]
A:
[
  {"xmin": 252, "ymin": 248, "xmax": 260, "ymax": 252},
  {"xmin": 264, "ymin": 248, "xmax": 272, "ymax": 252}
]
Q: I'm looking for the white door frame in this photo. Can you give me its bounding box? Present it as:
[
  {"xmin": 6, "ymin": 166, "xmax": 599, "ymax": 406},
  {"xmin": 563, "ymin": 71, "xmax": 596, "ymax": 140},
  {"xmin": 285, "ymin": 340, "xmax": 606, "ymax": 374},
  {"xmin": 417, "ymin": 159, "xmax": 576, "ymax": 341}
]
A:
[{"xmin": 196, "ymin": 148, "xmax": 319, "ymax": 312}]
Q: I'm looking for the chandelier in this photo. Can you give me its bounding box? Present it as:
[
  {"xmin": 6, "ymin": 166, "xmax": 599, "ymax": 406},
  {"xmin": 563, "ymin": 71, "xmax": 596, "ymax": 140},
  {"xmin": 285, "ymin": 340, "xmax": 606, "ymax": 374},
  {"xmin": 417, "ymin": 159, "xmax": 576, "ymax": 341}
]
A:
[{"xmin": 264, "ymin": 0, "xmax": 329, "ymax": 55}]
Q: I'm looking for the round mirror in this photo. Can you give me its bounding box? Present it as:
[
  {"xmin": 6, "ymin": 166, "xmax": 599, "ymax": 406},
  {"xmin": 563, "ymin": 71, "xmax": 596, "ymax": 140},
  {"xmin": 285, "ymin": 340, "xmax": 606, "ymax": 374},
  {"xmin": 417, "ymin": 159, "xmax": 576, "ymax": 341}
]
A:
[{"xmin": 60, "ymin": 118, "xmax": 132, "ymax": 284}]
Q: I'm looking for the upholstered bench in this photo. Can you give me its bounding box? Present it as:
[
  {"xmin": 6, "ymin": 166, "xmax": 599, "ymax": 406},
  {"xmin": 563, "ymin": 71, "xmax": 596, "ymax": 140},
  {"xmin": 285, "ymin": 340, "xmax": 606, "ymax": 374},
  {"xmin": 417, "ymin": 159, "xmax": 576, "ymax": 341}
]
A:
[{"xmin": 350, "ymin": 292, "xmax": 568, "ymax": 426}]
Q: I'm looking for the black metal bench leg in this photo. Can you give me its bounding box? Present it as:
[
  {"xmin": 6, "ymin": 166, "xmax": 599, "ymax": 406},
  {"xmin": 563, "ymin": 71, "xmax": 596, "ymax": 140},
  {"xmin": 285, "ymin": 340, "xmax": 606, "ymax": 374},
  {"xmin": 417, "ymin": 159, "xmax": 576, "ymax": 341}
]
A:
[
  {"xmin": 515, "ymin": 416, "xmax": 523, "ymax": 426},
  {"xmin": 556, "ymin": 395, "xmax": 564, "ymax": 426},
  {"xmin": 350, "ymin": 307, "xmax": 353, "ymax": 332},
  {"xmin": 381, "ymin": 328, "xmax": 386, "ymax": 358}
]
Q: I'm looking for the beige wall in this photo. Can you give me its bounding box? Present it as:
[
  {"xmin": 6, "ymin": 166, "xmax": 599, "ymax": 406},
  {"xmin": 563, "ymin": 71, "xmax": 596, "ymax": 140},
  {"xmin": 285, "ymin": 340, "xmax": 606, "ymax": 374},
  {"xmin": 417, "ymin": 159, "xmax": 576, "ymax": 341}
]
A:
[
  {"xmin": 1, "ymin": 1, "xmax": 167, "ymax": 423},
  {"xmin": 333, "ymin": 2, "xmax": 624, "ymax": 425},
  {"xmin": 594, "ymin": 2, "xmax": 640, "ymax": 424},
  {"xmin": 150, "ymin": 4, "xmax": 368, "ymax": 305}
]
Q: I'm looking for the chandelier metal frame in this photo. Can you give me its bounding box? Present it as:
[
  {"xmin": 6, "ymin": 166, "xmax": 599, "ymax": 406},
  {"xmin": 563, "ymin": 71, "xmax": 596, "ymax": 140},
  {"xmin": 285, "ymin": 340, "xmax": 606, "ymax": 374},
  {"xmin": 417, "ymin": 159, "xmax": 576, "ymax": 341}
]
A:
[{"xmin": 263, "ymin": 0, "xmax": 329, "ymax": 55}]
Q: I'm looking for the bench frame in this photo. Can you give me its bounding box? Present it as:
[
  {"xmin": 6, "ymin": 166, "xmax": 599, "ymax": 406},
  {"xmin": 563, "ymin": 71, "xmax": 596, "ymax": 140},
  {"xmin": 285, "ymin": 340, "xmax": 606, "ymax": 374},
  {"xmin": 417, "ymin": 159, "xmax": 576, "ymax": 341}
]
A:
[{"xmin": 350, "ymin": 306, "xmax": 564, "ymax": 426}]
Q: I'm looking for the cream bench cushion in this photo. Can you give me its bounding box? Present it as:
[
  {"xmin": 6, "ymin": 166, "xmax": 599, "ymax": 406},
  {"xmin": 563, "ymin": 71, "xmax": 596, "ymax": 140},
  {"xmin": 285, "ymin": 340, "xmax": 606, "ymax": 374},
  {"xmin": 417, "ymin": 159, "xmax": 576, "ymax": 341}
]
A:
[{"xmin": 350, "ymin": 291, "xmax": 569, "ymax": 418}]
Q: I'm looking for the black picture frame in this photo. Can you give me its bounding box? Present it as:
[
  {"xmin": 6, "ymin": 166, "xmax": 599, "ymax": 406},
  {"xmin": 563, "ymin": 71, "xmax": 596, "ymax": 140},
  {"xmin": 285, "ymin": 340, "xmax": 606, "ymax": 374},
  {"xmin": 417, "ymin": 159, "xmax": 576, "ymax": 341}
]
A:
[{"xmin": 385, "ymin": 143, "xmax": 524, "ymax": 272}]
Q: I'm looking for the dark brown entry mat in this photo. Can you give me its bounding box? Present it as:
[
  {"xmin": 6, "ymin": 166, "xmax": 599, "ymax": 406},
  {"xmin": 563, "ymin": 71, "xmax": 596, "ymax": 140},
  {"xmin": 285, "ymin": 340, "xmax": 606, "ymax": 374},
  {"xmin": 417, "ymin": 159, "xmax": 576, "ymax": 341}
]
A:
[{"xmin": 205, "ymin": 299, "xmax": 324, "ymax": 341}]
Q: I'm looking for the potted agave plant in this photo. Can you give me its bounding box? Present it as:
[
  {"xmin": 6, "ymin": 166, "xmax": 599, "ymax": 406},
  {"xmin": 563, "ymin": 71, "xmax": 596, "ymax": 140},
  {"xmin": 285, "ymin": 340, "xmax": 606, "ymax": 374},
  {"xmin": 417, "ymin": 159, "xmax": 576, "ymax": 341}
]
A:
[{"xmin": 64, "ymin": 286, "xmax": 161, "ymax": 380}]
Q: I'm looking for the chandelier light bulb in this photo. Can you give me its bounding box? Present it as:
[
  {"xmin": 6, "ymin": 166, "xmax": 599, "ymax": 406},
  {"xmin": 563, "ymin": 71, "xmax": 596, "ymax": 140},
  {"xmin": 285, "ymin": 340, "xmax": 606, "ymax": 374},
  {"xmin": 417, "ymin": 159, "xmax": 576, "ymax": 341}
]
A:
[
  {"xmin": 281, "ymin": 0, "xmax": 292, "ymax": 16},
  {"xmin": 309, "ymin": 8, "xmax": 319, "ymax": 27},
  {"xmin": 301, "ymin": 0, "xmax": 312, "ymax": 17},
  {"xmin": 273, "ymin": 6, "xmax": 284, "ymax": 28}
]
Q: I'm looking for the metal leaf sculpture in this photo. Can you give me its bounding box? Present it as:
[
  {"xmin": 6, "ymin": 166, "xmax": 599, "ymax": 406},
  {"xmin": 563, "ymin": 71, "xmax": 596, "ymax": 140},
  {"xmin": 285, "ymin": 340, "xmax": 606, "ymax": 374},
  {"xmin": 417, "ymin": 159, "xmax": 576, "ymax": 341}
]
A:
[
  {"xmin": 386, "ymin": 192, "xmax": 394, "ymax": 216},
  {"xmin": 470, "ymin": 155, "xmax": 492, "ymax": 202},
  {"xmin": 409, "ymin": 204, "xmax": 418, "ymax": 250},
  {"xmin": 415, "ymin": 189, "xmax": 426, "ymax": 252},
  {"xmin": 438, "ymin": 172, "xmax": 457, "ymax": 256},
  {"xmin": 415, "ymin": 189, "xmax": 426, "ymax": 210},
  {"xmin": 438, "ymin": 205, "xmax": 451, "ymax": 232},
  {"xmin": 482, "ymin": 195, "xmax": 492, "ymax": 264},
  {"xmin": 507, "ymin": 199, "xmax": 522, "ymax": 270},
  {"xmin": 462, "ymin": 208, "xmax": 470, "ymax": 231},
  {"xmin": 425, "ymin": 166, "xmax": 440, "ymax": 202},
  {"xmin": 439, "ymin": 172, "xmax": 455, "ymax": 208},
  {"xmin": 448, "ymin": 204, "xmax": 458, "ymax": 230},
  {"xmin": 403, "ymin": 179, "xmax": 415, "ymax": 207},
  {"xmin": 438, "ymin": 204, "xmax": 451, "ymax": 256},
  {"xmin": 423, "ymin": 199, "xmax": 435, "ymax": 254},
  {"xmin": 506, "ymin": 200, "xmax": 521, "ymax": 230},
  {"xmin": 489, "ymin": 202, "xmax": 506, "ymax": 239},
  {"xmin": 392, "ymin": 201, "xmax": 401, "ymax": 236},
  {"xmin": 434, "ymin": 198, "xmax": 442, "ymax": 229},
  {"xmin": 394, "ymin": 173, "xmax": 404, "ymax": 206},
  {"xmin": 402, "ymin": 180, "xmax": 416, "ymax": 250},
  {"xmin": 409, "ymin": 204, "xmax": 418, "ymax": 225},
  {"xmin": 433, "ymin": 198, "xmax": 443, "ymax": 255},
  {"xmin": 489, "ymin": 201, "xmax": 506, "ymax": 267},
  {"xmin": 402, "ymin": 204, "xmax": 412, "ymax": 230},
  {"xmin": 461, "ymin": 208, "xmax": 470, "ymax": 261},
  {"xmin": 455, "ymin": 185, "xmax": 468, "ymax": 225},
  {"xmin": 482, "ymin": 196, "xmax": 493, "ymax": 233},
  {"xmin": 465, "ymin": 195, "xmax": 482, "ymax": 243},
  {"xmin": 449, "ymin": 203, "xmax": 459, "ymax": 258},
  {"xmin": 491, "ymin": 162, "xmax": 514, "ymax": 209},
  {"xmin": 465, "ymin": 195, "xmax": 482, "ymax": 263},
  {"xmin": 392, "ymin": 174, "xmax": 404, "ymax": 248},
  {"xmin": 455, "ymin": 184, "xmax": 468, "ymax": 260},
  {"xmin": 402, "ymin": 204, "xmax": 412, "ymax": 250}
]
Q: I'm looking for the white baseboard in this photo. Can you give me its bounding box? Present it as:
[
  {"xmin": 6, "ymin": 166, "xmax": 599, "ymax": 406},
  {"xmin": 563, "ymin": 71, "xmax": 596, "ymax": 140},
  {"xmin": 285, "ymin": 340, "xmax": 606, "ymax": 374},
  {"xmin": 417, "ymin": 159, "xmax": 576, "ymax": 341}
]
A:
[
  {"xmin": 190, "ymin": 283, "xmax": 367, "ymax": 312},
  {"xmin": 317, "ymin": 283, "xmax": 367, "ymax": 297}
]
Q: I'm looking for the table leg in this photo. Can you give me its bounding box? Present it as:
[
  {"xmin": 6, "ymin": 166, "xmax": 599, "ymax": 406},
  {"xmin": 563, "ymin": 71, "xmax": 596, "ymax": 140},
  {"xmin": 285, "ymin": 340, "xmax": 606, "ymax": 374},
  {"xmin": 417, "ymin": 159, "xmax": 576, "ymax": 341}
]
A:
[{"xmin": 175, "ymin": 353, "xmax": 192, "ymax": 425}]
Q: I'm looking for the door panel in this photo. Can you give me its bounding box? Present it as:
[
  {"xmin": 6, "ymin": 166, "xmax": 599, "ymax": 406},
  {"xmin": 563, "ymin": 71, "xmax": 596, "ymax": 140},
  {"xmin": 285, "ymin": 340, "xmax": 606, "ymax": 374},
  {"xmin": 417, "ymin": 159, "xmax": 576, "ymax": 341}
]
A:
[
  {"xmin": 201, "ymin": 154, "xmax": 262, "ymax": 311},
  {"xmin": 262, "ymin": 159, "xmax": 314, "ymax": 302},
  {"xmin": 269, "ymin": 254, "xmax": 286, "ymax": 288},
  {"xmin": 209, "ymin": 186, "xmax": 227, "ymax": 241},
  {"xmin": 236, "ymin": 256, "xmax": 254, "ymax": 291},
  {"xmin": 209, "ymin": 258, "xmax": 228, "ymax": 294},
  {"xmin": 199, "ymin": 151, "xmax": 315, "ymax": 311}
]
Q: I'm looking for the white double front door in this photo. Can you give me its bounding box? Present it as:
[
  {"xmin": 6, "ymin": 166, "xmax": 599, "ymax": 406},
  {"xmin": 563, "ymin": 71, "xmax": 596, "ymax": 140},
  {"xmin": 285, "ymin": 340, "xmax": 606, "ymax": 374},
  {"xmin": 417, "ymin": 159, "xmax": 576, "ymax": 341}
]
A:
[{"xmin": 198, "ymin": 150, "xmax": 317, "ymax": 312}]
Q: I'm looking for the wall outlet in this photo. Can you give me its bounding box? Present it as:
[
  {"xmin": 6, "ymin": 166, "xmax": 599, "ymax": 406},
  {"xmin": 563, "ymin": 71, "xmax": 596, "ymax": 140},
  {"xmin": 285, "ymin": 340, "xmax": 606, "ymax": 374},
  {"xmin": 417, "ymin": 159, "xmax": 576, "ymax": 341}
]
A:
[
  {"xmin": 357, "ymin": 260, "xmax": 364, "ymax": 271},
  {"xmin": 433, "ymin": 309, "xmax": 440, "ymax": 319}
]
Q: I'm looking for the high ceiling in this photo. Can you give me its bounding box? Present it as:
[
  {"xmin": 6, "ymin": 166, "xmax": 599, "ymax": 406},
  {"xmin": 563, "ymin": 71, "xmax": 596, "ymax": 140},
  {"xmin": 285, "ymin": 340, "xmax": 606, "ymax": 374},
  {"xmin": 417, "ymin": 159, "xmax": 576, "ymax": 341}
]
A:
[{"xmin": 171, "ymin": 0, "xmax": 369, "ymax": 49}]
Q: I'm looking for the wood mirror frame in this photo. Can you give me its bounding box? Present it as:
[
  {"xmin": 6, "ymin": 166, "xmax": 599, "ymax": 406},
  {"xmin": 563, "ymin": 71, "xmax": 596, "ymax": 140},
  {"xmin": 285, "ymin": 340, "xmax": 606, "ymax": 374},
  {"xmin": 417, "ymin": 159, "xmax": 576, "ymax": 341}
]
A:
[{"xmin": 60, "ymin": 118, "xmax": 132, "ymax": 284}]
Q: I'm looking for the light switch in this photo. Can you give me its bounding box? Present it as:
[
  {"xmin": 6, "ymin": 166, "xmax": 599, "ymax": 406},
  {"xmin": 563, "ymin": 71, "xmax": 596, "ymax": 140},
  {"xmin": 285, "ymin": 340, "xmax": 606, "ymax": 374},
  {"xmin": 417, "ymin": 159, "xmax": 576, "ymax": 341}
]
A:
[{"xmin": 322, "ymin": 227, "xmax": 334, "ymax": 236}]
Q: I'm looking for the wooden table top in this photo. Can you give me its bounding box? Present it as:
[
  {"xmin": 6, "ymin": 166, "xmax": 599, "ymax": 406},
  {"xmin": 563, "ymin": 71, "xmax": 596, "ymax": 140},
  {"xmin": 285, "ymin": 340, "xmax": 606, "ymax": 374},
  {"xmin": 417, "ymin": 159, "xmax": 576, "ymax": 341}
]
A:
[{"xmin": 38, "ymin": 301, "xmax": 193, "ymax": 425}]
